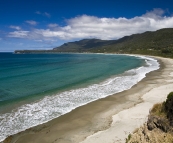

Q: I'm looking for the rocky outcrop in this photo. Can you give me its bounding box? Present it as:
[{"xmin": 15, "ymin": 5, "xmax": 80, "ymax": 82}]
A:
[
  {"xmin": 126, "ymin": 123, "xmax": 173, "ymax": 143},
  {"xmin": 147, "ymin": 115, "xmax": 171, "ymax": 132},
  {"xmin": 127, "ymin": 92, "xmax": 173, "ymax": 143}
]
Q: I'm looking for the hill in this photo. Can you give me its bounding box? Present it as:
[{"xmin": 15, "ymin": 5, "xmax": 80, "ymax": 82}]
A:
[
  {"xmin": 15, "ymin": 28, "xmax": 173, "ymax": 58},
  {"xmin": 53, "ymin": 39, "xmax": 113, "ymax": 52}
]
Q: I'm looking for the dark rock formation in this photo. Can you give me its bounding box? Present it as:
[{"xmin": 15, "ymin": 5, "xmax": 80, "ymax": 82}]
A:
[{"xmin": 147, "ymin": 115, "xmax": 171, "ymax": 132}]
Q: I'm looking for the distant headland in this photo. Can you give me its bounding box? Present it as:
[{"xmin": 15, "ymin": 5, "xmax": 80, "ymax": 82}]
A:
[{"xmin": 15, "ymin": 28, "xmax": 173, "ymax": 58}]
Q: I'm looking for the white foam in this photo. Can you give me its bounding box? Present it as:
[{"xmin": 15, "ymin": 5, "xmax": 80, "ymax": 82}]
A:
[{"xmin": 0, "ymin": 56, "xmax": 159, "ymax": 142}]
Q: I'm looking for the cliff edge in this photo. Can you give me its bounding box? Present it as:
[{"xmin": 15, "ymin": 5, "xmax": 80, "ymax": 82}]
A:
[{"xmin": 127, "ymin": 92, "xmax": 173, "ymax": 143}]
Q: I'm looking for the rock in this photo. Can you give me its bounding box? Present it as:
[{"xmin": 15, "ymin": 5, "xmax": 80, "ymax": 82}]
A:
[
  {"xmin": 147, "ymin": 115, "xmax": 170, "ymax": 132},
  {"xmin": 127, "ymin": 92, "xmax": 173, "ymax": 143},
  {"xmin": 127, "ymin": 124, "xmax": 173, "ymax": 143}
]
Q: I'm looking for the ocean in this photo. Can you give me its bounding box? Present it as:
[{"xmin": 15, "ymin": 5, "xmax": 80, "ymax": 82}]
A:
[{"xmin": 0, "ymin": 53, "xmax": 159, "ymax": 141}]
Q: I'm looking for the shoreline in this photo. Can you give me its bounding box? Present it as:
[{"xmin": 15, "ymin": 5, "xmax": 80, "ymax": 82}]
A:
[
  {"xmin": 81, "ymin": 57, "xmax": 173, "ymax": 143},
  {"xmin": 3, "ymin": 56, "xmax": 173, "ymax": 143}
]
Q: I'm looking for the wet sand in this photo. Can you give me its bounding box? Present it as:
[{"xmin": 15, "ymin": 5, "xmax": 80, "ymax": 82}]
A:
[{"xmin": 3, "ymin": 56, "xmax": 173, "ymax": 143}]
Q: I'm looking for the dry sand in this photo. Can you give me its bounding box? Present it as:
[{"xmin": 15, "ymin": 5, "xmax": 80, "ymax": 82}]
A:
[{"xmin": 3, "ymin": 56, "xmax": 173, "ymax": 143}]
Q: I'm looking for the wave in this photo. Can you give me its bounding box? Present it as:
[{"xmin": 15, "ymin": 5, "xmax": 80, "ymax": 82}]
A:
[{"xmin": 0, "ymin": 55, "xmax": 159, "ymax": 142}]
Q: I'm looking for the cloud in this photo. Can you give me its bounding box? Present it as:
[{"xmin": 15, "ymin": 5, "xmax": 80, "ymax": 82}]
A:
[
  {"xmin": 35, "ymin": 11, "xmax": 51, "ymax": 17},
  {"xmin": 9, "ymin": 25, "xmax": 21, "ymax": 30},
  {"xmin": 8, "ymin": 31, "xmax": 29, "ymax": 38},
  {"xmin": 8, "ymin": 8, "xmax": 173, "ymax": 41},
  {"xmin": 143, "ymin": 8, "xmax": 165, "ymax": 19},
  {"xmin": 47, "ymin": 23, "xmax": 59, "ymax": 28},
  {"xmin": 25, "ymin": 20, "xmax": 38, "ymax": 26}
]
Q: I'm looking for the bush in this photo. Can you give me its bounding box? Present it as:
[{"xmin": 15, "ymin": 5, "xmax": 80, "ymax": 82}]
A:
[
  {"xmin": 165, "ymin": 92, "xmax": 173, "ymax": 126},
  {"xmin": 167, "ymin": 92, "xmax": 173, "ymax": 100}
]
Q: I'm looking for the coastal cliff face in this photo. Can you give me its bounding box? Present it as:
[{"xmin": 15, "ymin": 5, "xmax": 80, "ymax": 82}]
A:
[{"xmin": 127, "ymin": 92, "xmax": 173, "ymax": 143}]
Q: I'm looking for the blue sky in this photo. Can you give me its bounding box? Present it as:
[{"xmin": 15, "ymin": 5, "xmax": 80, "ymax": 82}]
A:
[{"xmin": 1, "ymin": 0, "xmax": 173, "ymax": 52}]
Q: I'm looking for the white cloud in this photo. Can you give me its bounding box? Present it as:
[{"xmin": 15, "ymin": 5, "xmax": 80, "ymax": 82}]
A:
[
  {"xmin": 9, "ymin": 25, "xmax": 21, "ymax": 30},
  {"xmin": 143, "ymin": 8, "xmax": 165, "ymax": 19},
  {"xmin": 8, "ymin": 9, "xmax": 173, "ymax": 41},
  {"xmin": 8, "ymin": 31, "xmax": 29, "ymax": 38},
  {"xmin": 25, "ymin": 20, "xmax": 38, "ymax": 26},
  {"xmin": 48, "ymin": 23, "xmax": 58, "ymax": 28}
]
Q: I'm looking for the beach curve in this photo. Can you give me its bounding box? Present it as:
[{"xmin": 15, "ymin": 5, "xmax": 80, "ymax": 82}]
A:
[{"xmin": 2, "ymin": 55, "xmax": 173, "ymax": 143}]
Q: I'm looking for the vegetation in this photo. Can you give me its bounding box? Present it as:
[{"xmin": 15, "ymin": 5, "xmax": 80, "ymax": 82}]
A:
[
  {"xmin": 165, "ymin": 92, "xmax": 173, "ymax": 126},
  {"xmin": 125, "ymin": 134, "xmax": 132, "ymax": 143},
  {"xmin": 15, "ymin": 28, "xmax": 173, "ymax": 58},
  {"xmin": 166, "ymin": 92, "xmax": 173, "ymax": 100},
  {"xmin": 150, "ymin": 102, "xmax": 166, "ymax": 118},
  {"xmin": 150, "ymin": 91, "xmax": 173, "ymax": 126},
  {"xmin": 127, "ymin": 92, "xmax": 173, "ymax": 143}
]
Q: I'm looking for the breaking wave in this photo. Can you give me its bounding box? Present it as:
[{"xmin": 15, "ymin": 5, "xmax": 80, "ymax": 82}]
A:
[{"xmin": 0, "ymin": 55, "xmax": 159, "ymax": 142}]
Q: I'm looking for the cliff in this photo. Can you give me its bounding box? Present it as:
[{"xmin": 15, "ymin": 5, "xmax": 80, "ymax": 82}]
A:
[{"xmin": 127, "ymin": 92, "xmax": 173, "ymax": 143}]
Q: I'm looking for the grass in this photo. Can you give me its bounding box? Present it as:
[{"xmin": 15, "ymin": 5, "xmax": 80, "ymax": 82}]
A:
[
  {"xmin": 125, "ymin": 134, "xmax": 132, "ymax": 143},
  {"xmin": 150, "ymin": 102, "xmax": 167, "ymax": 118}
]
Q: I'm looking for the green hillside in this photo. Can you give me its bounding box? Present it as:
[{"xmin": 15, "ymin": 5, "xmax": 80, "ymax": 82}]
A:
[
  {"xmin": 53, "ymin": 28, "xmax": 173, "ymax": 57},
  {"xmin": 93, "ymin": 28, "xmax": 173, "ymax": 57},
  {"xmin": 53, "ymin": 39, "xmax": 113, "ymax": 52},
  {"xmin": 15, "ymin": 28, "xmax": 173, "ymax": 58}
]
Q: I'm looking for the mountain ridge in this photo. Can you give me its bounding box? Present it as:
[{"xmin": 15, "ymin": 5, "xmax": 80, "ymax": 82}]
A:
[{"xmin": 15, "ymin": 28, "xmax": 173, "ymax": 58}]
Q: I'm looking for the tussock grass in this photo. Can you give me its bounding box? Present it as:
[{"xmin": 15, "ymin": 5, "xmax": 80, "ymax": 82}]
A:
[{"xmin": 150, "ymin": 102, "xmax": 166, "ymax": 118}]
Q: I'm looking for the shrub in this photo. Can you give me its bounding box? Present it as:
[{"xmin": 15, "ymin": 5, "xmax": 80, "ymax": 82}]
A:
[{"xmin": 167, "ymin": 92, "xmax": 173, "ymax": 100}]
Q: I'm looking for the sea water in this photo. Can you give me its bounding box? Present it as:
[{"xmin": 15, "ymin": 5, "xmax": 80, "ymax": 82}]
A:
[{"xmin": 0, "ymin": 53, "xmax": 159, "ymax": 141}]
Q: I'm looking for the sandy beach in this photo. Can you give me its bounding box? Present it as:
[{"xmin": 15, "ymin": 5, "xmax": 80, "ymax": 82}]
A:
[{"xmin": 3, "ymin": 56, "xmax": 173, "ymax": 143}]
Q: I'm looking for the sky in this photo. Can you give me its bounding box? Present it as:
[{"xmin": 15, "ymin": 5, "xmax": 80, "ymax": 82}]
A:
[{"xmin": 0, "ymin": 0, "xmax": 173, "ymax": 52}]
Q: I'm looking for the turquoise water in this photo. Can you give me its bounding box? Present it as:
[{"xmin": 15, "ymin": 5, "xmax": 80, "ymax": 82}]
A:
[
  {"xmin": 0, "ymin": 53, "xmax": 159, "ymax": 141},
  {"xmin": 0, "ymin": 53, "xmax": 143, "ymax": 110}
]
